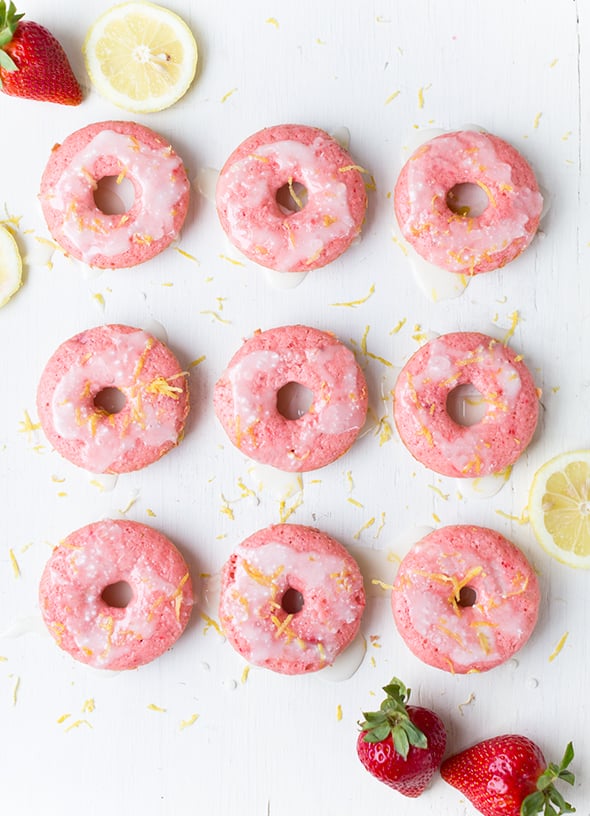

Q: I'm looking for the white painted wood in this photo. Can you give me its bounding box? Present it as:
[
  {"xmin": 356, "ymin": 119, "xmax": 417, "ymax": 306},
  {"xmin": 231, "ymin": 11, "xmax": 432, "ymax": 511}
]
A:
[{"xmin": 0, "ymin": 0, "xmax": 588, "ymax": 813}]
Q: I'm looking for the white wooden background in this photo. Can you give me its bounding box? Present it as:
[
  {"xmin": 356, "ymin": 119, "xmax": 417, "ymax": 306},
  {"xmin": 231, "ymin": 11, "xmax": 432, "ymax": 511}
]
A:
[{"xmin": 1, "ymin": 1, "xmax": 588, "ymax": 814}]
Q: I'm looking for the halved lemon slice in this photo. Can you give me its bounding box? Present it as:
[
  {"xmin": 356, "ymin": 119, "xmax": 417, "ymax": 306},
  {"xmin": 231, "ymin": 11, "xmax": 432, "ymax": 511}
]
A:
[
  {"xmin": 528, "ymin": 450, "xmax": 590, "ymax": 569},
  {"xmin": 0, "ymin": 224, "xmax": 22, "ymax": 308},
  {"xmin": 83, "ymin": 1, "xmax": 198, "ymax": 113}
]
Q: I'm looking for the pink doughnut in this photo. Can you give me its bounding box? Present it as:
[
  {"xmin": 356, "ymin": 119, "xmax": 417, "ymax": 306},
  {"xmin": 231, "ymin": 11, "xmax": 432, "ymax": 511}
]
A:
[
  {"xmin": 39, "ymin": 120, "xmax": 190, "ymax": 269},
  {"xmin": 391, "ymin": 525, "xmax": 540, "ymax": 674},
  {"xmin": 213, "ymin": 325, "xmax": 368, "ymax": 472},
  {"xmin": 39, "ymin": 520, "xmax": 193, "ymax": 670},
  {"xmin": 394, "ymin": 130, "xmax": 543, "ymax": 275},
  {"xmin": 215, "ymin": 124, "xmax": 367, "ymax": 272},
  {"xmin": 219, "ymin": 524, "xmax": 365, "ymax": 674},
  {"xmin": 393, "ymin": 332, "xmax": 539, "ymax": 477},
  {"xmin": 37, "ymin": 324, "xmax": 190, "ymax": 474}
]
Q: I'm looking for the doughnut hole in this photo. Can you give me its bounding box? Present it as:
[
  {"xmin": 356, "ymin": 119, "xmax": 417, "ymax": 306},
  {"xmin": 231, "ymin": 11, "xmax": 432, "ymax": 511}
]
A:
[
  {"xmin": 446, "ymin": 182, "xmax": 489, "ymax": 217},
  {"xmin": 457, "ymin": 586, "xmax": 477, "ymax": 607},
  {"xmin": 281, "ymin": 587, "xmax": 304, "ymax": 614},
  {"xmin": 93, "ymin": 174, "xmax": 136, "ymax": 215},
  {"xmin": 446, "ymin": 384, "xmax": 487, "ymax": 427},
  {"xmin": 277, "ymin": 382, "xmax": 314, "ymax": 420},
  {"xmin": 101, "ymin": 580, "xmax": 133, "ymax": 608},
  {"xmin": 276, "ymin": 180, "xmax": 308, "ymax": 214},
  {"xmin": 94, "ymin": 387, "xmax": 126, "ymax": 415}
]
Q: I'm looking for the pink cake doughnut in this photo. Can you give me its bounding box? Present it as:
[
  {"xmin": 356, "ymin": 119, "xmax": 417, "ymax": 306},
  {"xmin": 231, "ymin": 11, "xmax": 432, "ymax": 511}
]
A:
[
  {"xmin": 37, "ymin": 324, "xmax": 190, "ymax": 474},
  {"xmin": 39, "ymin": 519, "xmax": 193, "ymax": 670},
  {"xmin": 213, "ymin": 325, "xmax": 368, "ymax": 472},
  {"xmin": 391, "ymin": 525, "xmax": 540, "ymax": 674},
  {"xmin": 394, "ymin": 130, "xmax": 543, "ymax": 275},
  {"xmin": 39, "ymin": 120, "xmax": 190, "ymax": 268},
  {"xmin": 219, "ymin": 524, "xmax": 365, "ymax": 674},
  {"xmin": 393, "ymin": 332, "xmax": 539, "ymax": 477},
  {"xmin": 215, "ymin": 124, "xmax": 367, "ymax": 272}
]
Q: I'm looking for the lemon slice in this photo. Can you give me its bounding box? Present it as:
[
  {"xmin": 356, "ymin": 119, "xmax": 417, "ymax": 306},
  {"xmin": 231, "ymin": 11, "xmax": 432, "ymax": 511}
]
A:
[
  {"xmin": 83, "ymin": 1, "xmax": 198, "ymax": 113},
  {"xmin": 0, "ymin": 224, "xmax": 22, "ymax": 308},
  {"xmin": 528, "ymin": 450, "xmax": 590, "ymax": 569}
]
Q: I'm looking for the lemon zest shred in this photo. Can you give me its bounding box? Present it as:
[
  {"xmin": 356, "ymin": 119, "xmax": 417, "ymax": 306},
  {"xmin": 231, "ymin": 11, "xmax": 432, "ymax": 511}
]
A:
[
  {"xmin": 18, "ymin": 410, "xmax": 41, "ymax": 440},
  {"xmin": 145, "ymin": 375, "xmax": 186, "ymax": 399},
  {"xmin": 146, "ymin": 508, "xmax": 156, "ymax": 518},
  {"xmin": 417, "ymin": 83, "xmax": 432, "ymax": 108},
  {"xmin": 385, "ymin": 90, "xmax": 400, "ymax": 105},
  {"xmin": 81, "ymin": 699, "xmax": 95, "ymax": 714},
  {"xmin": 220, "ymin": 87, "xmax": 237, "ymax": 103},
  {"xmin": 339, "ymin": 163, "xmax": 370, "ymax": 175},
  {"xmin": 390, "ymin": 317, "xmax": 407, "ymax": 334},
  {"xmin": 57, "ymin": 713, "xmax": 71, "ymax": 724},
  {"xmin": 147, "ymin": 703, "xmax": 167, "ymax": 713},
  {"xmin": 279, "ymin": 491, "xmax": 304, "ymax": 523},
  {"xmin": 495, "ymin": 508, "xmax": 529, "ymax": 525},
  {"xmin": 11, "ymin": 675, "xmax": 20, "ymax": 705},
  {"xmin": 179, "ymin": 713, "xmax": 199, "ymax": 730},
  {"xmin": 457, "ymin": 692, "xmax": 476, "ymax": 715},
  {"xmin": 118, "ymin": 494, "xmax": 138, "ymax": 515},
  {"xmin": 374, "ymin": 512, "xmax": 387, "ymax": 539},
  {"xmin": 189, "ymin": 355, "xmax": 206, "ymax": 368},
  {"xmin": 336, "ymin": 704, "xmax": 343, "ymax": 721},
  {"xmin": 174, "ymin": 247, "xmax": 200, "ymax": 264},
  {"xmin": 265, "ymin": 16, "xmax": 279, "ymax": 27},
  {"xmin": 353, "ymin": 517, "xmax": 376, "ymax": 540},
  {"xmin": 330, "ymin": 283, "xmax": 375, "ymax": 308},
  {"xmin": 65, "ymin": 719, "xmax": 93, "ymax": 732},
  {"xmin": 8, "ymin": 549, "xmax": 20, "ymax": 578},
  {"xmin": 347, "ymin": 497, "xmax": 364, "ymax": 509},
  {"xmin": 218, "ymin": 253, "xmax": 245, "ymax": 267},
  {"xmin": 200, "ymin": 310, "xmax": 231, "ymax": 325},
  {"xmin": 201, "ymin": 613, "xmax": 224, "ymax": 637},
  {"xmin": 241, "ymin": 665, "xmax": 250, "ymax": 684},
  {"xmin": 548, "ymin": 631, "xmax": 569, "ymax": 662},
  {"xmin": 371, "ymin": 578, "xmax": 394, "ymax": 591},
  {"xmin": 502, "ymin": 310, "xmax": 520, "ymax": 345},
  {"xmin": 391, "ymin": 234, "xmax": 409, "ymax": 256},
  {"xmin": 428, "ymin": 484, "xmax": 449, "ymax": 501}
]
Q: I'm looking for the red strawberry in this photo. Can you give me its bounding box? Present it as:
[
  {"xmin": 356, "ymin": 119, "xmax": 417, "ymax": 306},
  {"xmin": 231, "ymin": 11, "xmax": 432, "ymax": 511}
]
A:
[
  {"xmin": 0, "ymin": 1, "xmax": 82, "ymax": 105},
  {"xmin": 440, "ymin": 735, "xmax": 576, "ymax": 816},
  {"xmin": 356, "ymin": 677, "xmax": 447, "ymax": 797}
]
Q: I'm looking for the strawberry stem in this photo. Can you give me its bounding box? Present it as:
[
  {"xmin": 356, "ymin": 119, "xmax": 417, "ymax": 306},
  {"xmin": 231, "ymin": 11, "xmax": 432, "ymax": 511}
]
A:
[
  {"xmin": 520, "ymin": 742, "xmax": 576, "ymax": 816},
  {"xmin": 0, "ymin": 1, "xmax": 24, "ymax": 78},
  {"xmin": 358, "ymin": 677, "xmax": 428, "ymax": 760}
]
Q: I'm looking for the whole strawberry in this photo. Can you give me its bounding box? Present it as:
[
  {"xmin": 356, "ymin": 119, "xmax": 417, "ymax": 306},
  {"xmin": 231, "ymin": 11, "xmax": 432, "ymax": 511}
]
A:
[
  {"xmin": 441, "ymin": 735, "xmax": 576, "ymax": 816},
  {"xmin": 0, "ymin": 1, "xmax": 82, "ymax": 104},
  {"xmin": 356, "ymin": 677, "xmax": 447, "ymax": 797}
]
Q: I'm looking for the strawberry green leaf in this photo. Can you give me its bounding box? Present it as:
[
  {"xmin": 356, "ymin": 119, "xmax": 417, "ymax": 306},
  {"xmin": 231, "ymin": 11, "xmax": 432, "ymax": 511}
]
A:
[
  {"xmin": 392, "ymin": 726, "xmax": 410, "ymax": 759},
  {"xmin": 520, "ymin": 790, "xmax": 545, "ymax": 816},
  {"xmin": 521, "ymin": 742, "xmax": 576, "ymax": 816},
  {"xmin": 358, "ymin": 676, "xmax": 428, "ymax": 759},
  {"xmin": 0, "ymin": 49, "xmax": 16, "ymax": 71}
]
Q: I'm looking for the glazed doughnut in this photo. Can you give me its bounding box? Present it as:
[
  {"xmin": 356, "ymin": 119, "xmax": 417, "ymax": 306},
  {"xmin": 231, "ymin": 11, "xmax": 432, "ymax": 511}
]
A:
[
  {"xmin": 391, "ymin": 525, "xmax": 540, "ymax": 674},
  {"xmin": 39, "ymin": 519, "xmax": 193, "ymax": 670},
  {"xmin": 37, "ymin": 324, "xmax": 190, "ymax": 474},
  {"xmin": 215, "ymin": 124, "xmax": 367, "ymax": 272},
  {"xmin": 393, "ymin": 332, "xmax": 539, "ymax": 478},
  {"xmin": 219, "ymin": 524, "xmax": 366, "ymax": 674},
  {"xmin": 39, "ymin": 120, "xmax": 190, "ymax": 269},
  {"xmin": 394, "ymin": 130, "xmax": 543, "ymax": 275},
  {"xmin": 213, "ymin": 324, "xmax": 368, "ymax": 472}
]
